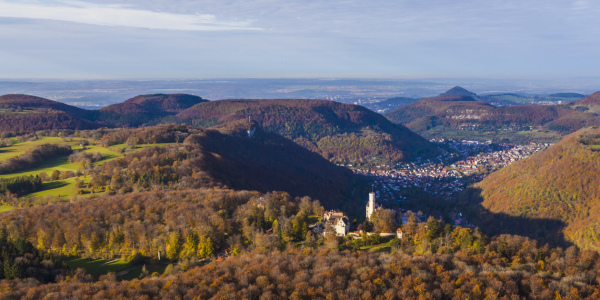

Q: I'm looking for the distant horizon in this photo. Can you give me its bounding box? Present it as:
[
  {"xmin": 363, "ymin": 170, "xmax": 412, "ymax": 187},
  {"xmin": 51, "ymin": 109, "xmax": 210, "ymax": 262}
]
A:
[
  {"xmin": 2, "ymin": 75, "xmax": 600, "ymax": 81},
  {"xmin": 1, "ymin": 77, "xmax": 598, "ymax": 108}
]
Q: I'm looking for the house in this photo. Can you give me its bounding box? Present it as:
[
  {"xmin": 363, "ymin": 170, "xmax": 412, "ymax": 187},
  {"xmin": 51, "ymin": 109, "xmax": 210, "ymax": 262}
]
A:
[
  {"xmin": 396, "ymin": 228, "xmax": 403, "ymax": 239},
  {"xmin": 324, "ymin": 210, "xmax": 344, "ymax": 221},
  {"xmin": 323, "ymin": 210, "xmax": 350, "ymax": 236}
]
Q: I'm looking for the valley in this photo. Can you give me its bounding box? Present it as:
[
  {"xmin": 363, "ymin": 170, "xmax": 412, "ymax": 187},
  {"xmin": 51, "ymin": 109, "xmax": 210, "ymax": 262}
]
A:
[{"xmin": 0, "ymin": 91, "xmax": 599, "ymax": 298}]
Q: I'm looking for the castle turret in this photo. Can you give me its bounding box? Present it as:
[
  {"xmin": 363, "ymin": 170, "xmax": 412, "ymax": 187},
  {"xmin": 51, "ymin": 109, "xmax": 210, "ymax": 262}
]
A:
[{"xmin": 366, "ymin": 192, "xmax": 376, "ymax": 220}]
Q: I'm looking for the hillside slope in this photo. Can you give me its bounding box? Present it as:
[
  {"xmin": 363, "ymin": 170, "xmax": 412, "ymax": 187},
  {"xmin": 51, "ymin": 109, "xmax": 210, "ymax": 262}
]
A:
[
  {"xmin": 465, "ymin": 127, "xmax": 600, "ymax": 250},
  {"xmin": 567, "ymin": 91, "xmax": 600, "ymax": 109},
  {"xmin": 441, "ymin": 86, "xmax": 477, "ymax": 96},
  {"xmin": 97, "ymin": 94, "xmax": 207, "ymax": 126},
  {"xmin": 386, "ymin": 94, "xmax": 490, "ymax": 125},
  {"xmin": 177, "ymin": 99, "xmax": 439, "ymax": 164},
  {"xmin": 386, "ymin": 90, "xmax": 600, "ymax": 141},
  {"xmin": 0, "ymin": 94, "xmax": 101, "ymax": 133},
  {"xmin": 89, "ymin": 122, "xmax": 359, "ymax": 209}
]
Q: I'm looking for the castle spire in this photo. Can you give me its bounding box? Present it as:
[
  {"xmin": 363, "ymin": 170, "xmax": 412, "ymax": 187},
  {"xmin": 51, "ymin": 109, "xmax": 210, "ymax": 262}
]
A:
[{"xmin": 366, "ymin": 192, "xmax": 376, "ymax": 220}]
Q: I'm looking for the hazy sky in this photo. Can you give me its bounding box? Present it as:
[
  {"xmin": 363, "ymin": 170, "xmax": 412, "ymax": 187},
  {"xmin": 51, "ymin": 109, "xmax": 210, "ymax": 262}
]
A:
[{"xmin": 1, "ymin": 0, "xmax": 600, "ymax": 79}]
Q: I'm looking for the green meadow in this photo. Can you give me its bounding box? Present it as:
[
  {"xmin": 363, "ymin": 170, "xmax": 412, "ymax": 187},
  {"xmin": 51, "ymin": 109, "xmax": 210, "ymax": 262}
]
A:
[
  {"xmin": 0, "ymin": 205, "xmax": 16, "ymax": 213},
  {"xmin": 0, "ymin": 109, "xmax": 39, "ymax": 114},
  {"xmin": 0, "ymin": 137, "xmax": 71, "ymax": 161},
  {"xmin": 65, "ymin": 257, "xmax": 167, "ymax": 280},
  {"xmin": 0, "ymin": 138, "xmax": 178, "ymax": 198},
  {"xmin": 107, "ymin": 142, "xmax": 177, "ymax": 153},
  {"xmin": 23, "ymin": 176, "xmax": 94, "ymax": 199}
]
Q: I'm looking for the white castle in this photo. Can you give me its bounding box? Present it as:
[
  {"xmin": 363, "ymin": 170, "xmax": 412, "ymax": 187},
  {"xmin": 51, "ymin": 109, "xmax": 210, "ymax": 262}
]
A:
[{"xmin": 366, "ymin": 192, "xmax": 380, "ymax": 221}]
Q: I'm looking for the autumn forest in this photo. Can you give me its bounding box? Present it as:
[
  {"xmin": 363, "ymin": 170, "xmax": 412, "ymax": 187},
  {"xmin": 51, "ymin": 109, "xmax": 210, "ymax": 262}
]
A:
[{"xmin": 0, "ymin": 91, "xmax": 600, "ymax": 299}]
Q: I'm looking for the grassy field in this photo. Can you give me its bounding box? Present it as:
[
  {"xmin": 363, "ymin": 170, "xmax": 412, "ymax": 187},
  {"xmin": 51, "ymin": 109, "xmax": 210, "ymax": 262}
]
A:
[
  {"xmin": 0, "ymin": 139, "xmax": 177, "ymax": 198},
  {"xmin": 0, "ymin": 205, "xmax": 15, "ymax": 213},
  {"xmin": 65, "ymin": 257, "xmax": 168, "ymax": 280},
  {"xmin": 0, "ymin": 137, "xmax": 71, "ymax": 161},
  {"xmin": 0, "ymin": 109, "xmax": 39, "ymax": 114},
  {"xmin": 107, "ymin": 142, "xmax": 177, "ymax": 153},
  {"xmin": 0, "ymin": 145, "xmax": 122, "ymax": 179},
  {"xmin": 360, "ymin": 238, "xmax": 395, "ymax": 253},
  {"xmin": 0, "ymin": 139, "xmax": 121, "ymax": 198},
  {"xmin": 424, "ymin": 127, "xmax": 563, "ymax": 144},
  {"xmin": 0, "ymin": 155, "xmax": 79, "ymax": 179},
  {"xmin": 23, "ymin": 176, "xmax": 94, "ymax": 199}
]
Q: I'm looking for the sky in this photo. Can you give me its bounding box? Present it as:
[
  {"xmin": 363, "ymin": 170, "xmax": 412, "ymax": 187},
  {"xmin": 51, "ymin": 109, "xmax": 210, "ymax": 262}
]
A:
[{"xmin": 1, "ymin": 0, "xmax": 600, "ymax": 79}]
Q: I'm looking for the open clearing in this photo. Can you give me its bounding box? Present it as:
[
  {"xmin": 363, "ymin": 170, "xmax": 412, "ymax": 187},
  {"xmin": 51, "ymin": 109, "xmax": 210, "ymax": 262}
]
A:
[
  {"xmin": 0, "ymin": 205, "xmax": 15, "ymax": 213},
  {"xmin": 0, "ymin": 139, "xmax": 176, "ymax": 198},
  {"xmin": 65, "ymin": 257, "xmax": 167, "ymax": 280}
]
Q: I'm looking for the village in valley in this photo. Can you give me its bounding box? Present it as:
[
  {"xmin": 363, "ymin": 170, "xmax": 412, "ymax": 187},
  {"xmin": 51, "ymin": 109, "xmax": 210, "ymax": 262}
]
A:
[
  {"xmin": 350, "ymin": 140, "xmax": 548, "ymax": 200},
  {"xmin": 315, "ymin": 140, "xmax": 550, "ymax": 246}
]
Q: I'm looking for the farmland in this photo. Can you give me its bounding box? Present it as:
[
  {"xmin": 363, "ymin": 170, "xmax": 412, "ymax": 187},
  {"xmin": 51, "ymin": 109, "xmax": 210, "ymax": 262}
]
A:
[{"xmin": 0, "ymin": 136, "xmax": 176, "ymax": 198}]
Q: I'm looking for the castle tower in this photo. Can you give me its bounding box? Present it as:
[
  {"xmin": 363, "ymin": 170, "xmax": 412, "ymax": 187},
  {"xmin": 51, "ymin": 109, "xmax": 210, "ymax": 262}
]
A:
[{"xmin": 366, "ymin": 192, "xmax": 376, "ymax": 220}]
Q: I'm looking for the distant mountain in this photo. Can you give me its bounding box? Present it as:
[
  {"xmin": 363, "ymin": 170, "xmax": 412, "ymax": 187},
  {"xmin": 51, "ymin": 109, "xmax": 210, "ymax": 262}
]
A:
[
  {"xmin": 386, "ymin": 91, "xmax": 600, "ymax": 138},
  {"xmin": 91, "ymin": 122, "xmax": 360, "ymax": 209},
  {"xmin": 190, "ymin": 121, "xmax": 360, "ymax": 208},
  {"xmin": 364, "ymin": 97, "xmax": 418, "ymax": 113},
  {"xmin": 548, "ymin": 93, "xmax": 586, "ymax": 98},
  {"xmin": 100, "ymin": 94, "xmax": 206, "ymax": 115},
  {"xmin": 0, "ymin": 94, "xmax": 94, "ymax": 119},
  {"xmin": 462, "ymin": 127, "xmax": 600, "ymax": 250},
  {"xmin": 176, "ymin": 99, "xmax": 439, "ymax": 164},
  {"xmin": 567, "ymin": 91, "xmax": 600, "ymax": 107},
  {"xmin": 385, "ymin": 94, "xmax": 490, "ymax": 125},
  {"xmin": 478, "ymin": 93, "xmax": 584, "ymax": 106},
  {"xmin": 0, "ymin": 94, "xmax": 101, "ymax": 133},
  {"xmin": 440, "ymin": 86, "xmax": 477, "ymax": 97},
  {"xmin": 97, "ymin": 94, "xmax": 207, "ymax": 127}
]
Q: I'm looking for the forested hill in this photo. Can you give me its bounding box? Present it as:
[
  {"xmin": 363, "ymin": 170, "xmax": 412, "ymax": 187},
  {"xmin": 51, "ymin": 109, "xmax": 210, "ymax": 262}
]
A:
[
  {"xmin": 386, "ymin": 91, "xmax": 600, "ymax": 136},
  {"xmin": 176, "ymin": 99, "xmax": 439, "ymax": 164},
  {"xmin": 385, "ymin": 94, "xmax": 491, "ymax": 125},
  {"xmin": 0, "ymin": 94, "xmax": 101, "ymax": 133},
  {"xmin": 97, "ymin": 94, "xmax": 207, "ymax": 126},
  {"xmin": 0, "ymin": 94, "xmax": 94, "ymax": 119},
  {"xmin": 89, "ymin": 123, "xmax": 358, "ymax": 209},
  {"xmin": 0, "ymin": 93, "xmax": 208, "ymax": 131},
  {"xmin": 567, "ymin": 91, "xmax": 600, "ymax": 107},
  {"xmin": 0, "ymin": 95, "xmax": 437, "ymax": 164},
  {"xmin": 440, "ymin": 86, "xmax": 477, "ymax": 96},
  {"xmin": 462, "ymin": 127, "xmax": 600, "ymax": 250}
]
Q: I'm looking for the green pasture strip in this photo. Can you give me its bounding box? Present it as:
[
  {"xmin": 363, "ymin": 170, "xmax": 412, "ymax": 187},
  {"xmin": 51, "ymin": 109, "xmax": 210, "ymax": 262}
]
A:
[
  {"xmin": 0, "ymin": 109, "xmax": 39, "ymax": 114},
  {"xmin": 0, "ymin": 205, "xmax": 15, "ymax": 213},
  {"xmin": 0, "ymin": 144, "xmax": 120, "ymax": 179},
  {"xmin": 107, "ymin": 142, "xmax": 178, "ymax": 153},
  {"xmin": 65, "ymin": 258, "xmax": 130, "ymax": 279},
  {"xmin": 64, "ymin": 257, "xmax": 167, "ymax": 280},
  {"xmin": 23, "ymin": 176, "xmax": 91, "ymax": 199},
  {"xmin": 0, "ymin": 156, "xmax": 79, "ymax": 179},
  {"xmin": 0, "ymin": 137, "xmax": 73, "ymax": 161}
]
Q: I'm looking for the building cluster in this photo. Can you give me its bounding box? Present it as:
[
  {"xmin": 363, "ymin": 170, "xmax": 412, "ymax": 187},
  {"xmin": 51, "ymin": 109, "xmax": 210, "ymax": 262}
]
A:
[
  {"xmin": 322, "ymin": 210, "xmax": 350, "ymax": 236},
  {"xmin": 314, "ymin": 192, "xmax": 474, "ymax": 239},
  {"xmin": 353, "ymin": 142, "xmax": 548, "ymax": 200},
  {"xmin": 314, "ymin": 142, "xmax": 548, "ymax": 240}
]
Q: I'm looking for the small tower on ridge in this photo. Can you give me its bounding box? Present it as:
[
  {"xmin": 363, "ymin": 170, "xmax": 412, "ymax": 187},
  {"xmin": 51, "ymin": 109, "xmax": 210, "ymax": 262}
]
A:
[{"xmin": 366, "ymin": 192, "xmax": 376, "ymax": 221}]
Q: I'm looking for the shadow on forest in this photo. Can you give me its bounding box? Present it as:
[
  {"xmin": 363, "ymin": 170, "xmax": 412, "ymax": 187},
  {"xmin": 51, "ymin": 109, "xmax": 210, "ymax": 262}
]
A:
[{"xmin": 458, "ymin": 187, "xmax": 574, "ymax": 248}]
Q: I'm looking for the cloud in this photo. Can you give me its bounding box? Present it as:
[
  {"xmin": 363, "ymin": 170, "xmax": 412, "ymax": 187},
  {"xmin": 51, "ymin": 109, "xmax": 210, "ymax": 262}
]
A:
[
  {"xmin": 0, "ymin": 0, "xmax": 261, "ymax": 31},
  {"xmin": 1, "ymin": 0, "xmax": 600, "ymax": 78}
]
